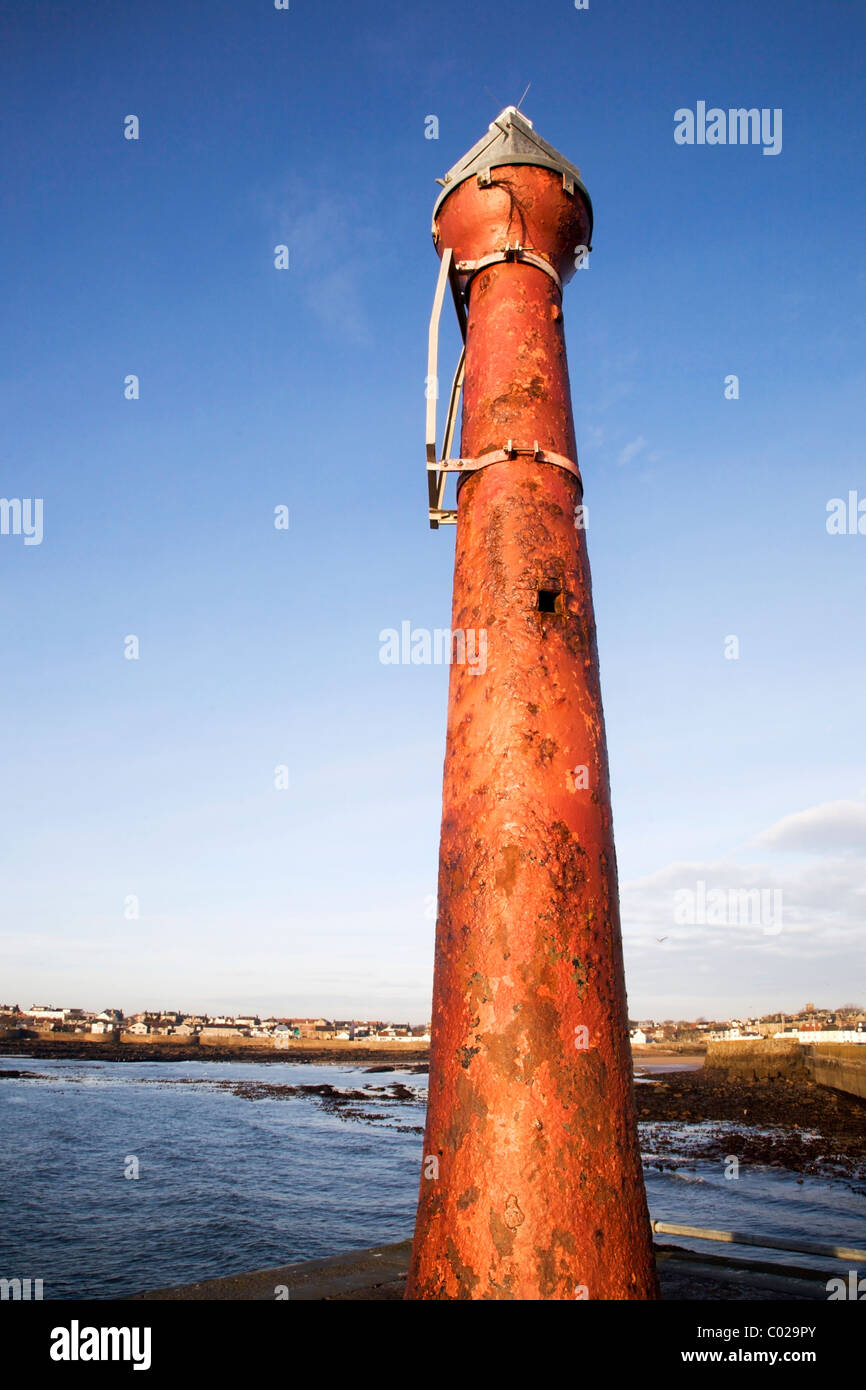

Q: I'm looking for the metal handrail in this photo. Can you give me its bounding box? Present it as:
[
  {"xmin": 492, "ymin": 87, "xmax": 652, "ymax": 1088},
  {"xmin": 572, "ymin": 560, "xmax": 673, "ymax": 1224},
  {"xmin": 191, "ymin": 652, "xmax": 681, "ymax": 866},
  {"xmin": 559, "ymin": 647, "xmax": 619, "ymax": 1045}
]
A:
[{"xmin": 652, "ymin": 1219, "xmax": 866, "ymax": 1264}]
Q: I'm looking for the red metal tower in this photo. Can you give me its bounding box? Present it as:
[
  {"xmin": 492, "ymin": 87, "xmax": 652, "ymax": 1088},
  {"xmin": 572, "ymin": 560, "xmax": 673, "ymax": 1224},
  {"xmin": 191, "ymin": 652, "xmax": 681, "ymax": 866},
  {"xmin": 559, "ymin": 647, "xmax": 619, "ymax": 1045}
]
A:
[{"xmin": 406, "ymin": 108, "xmax": 659, "ymax": 1300}]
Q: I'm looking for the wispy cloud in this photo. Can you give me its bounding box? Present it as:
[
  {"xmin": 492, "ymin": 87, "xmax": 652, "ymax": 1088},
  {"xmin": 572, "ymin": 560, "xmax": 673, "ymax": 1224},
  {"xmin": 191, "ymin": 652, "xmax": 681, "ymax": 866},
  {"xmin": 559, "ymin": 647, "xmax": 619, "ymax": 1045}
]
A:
[
  {"xmin": 617, "ymin": 435, "xmax": 647, "ymax": 466},
  {"xmin": 254, "ymin": 183, "xmax": 376, "ymax": 344}
]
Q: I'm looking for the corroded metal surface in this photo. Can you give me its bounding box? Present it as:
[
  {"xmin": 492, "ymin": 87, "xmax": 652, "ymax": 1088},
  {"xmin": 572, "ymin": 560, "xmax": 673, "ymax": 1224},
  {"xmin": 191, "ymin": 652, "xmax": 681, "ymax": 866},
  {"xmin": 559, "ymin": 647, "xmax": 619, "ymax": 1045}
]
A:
[{"xmin": 406, "ymin": 139, "xmax": 659, "ymax": 1300}]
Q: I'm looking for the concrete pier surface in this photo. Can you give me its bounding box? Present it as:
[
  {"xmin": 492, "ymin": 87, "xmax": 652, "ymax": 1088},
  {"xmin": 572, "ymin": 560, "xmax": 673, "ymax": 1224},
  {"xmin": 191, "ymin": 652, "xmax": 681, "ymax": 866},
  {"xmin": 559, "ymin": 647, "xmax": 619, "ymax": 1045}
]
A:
[{"xmin": 131, "ymin": 1240, "xmax": 831, "ymax": 1301}]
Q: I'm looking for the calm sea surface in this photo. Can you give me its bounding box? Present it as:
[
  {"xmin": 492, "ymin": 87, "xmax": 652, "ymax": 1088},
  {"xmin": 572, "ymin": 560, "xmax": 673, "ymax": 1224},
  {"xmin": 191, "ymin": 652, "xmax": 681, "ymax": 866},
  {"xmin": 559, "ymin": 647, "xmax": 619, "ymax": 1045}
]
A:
[{"xmin": 1, "ymin": 1055, "xmax": 863, "ymax": 1298}]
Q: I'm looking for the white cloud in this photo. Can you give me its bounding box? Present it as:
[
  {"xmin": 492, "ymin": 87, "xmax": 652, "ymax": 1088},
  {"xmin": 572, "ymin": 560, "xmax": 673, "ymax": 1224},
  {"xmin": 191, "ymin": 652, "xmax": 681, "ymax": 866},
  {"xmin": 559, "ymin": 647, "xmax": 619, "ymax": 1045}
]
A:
[
  {"xmin": 620, "ymin": 797, "xmax": 866, "ymax": 1014},
  {"xmin": 754, "ymin": 799, "xmax": 866, "ymax": 854}
]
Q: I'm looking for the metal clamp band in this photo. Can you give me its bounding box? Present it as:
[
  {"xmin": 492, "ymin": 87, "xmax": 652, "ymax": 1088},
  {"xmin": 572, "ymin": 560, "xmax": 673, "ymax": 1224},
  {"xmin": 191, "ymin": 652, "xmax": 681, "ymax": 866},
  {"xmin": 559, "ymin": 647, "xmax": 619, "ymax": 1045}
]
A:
[
  {"xmin": 427, "ymin": 441, "xmax": 582, "ymax": 525},
  {"xmin": 456, "ymin": 245, "xmax": 563, "ymax": 298}
]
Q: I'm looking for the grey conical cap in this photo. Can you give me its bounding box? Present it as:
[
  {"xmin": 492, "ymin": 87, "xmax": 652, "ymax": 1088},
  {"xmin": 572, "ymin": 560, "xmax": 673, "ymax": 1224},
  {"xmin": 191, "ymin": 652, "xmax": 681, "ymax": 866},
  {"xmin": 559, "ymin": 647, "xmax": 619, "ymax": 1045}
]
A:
[{"xmin": 433, "ymin": 106, "xmax": 592, "ymax": 228}]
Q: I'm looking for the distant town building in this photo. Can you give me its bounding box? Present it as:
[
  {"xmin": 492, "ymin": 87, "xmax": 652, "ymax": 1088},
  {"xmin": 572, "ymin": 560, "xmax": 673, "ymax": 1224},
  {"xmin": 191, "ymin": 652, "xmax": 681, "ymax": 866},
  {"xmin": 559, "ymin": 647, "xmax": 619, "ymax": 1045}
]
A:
[{"xmin": 23, "ymin": 1006, "xmax": 67, "ymax": 1022}]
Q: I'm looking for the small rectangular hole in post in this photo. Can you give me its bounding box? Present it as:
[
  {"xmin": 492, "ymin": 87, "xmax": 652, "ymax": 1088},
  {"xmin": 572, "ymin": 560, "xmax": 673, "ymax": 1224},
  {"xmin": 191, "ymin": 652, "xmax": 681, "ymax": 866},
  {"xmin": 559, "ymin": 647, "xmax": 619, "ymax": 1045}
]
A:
[{"xmin": 537, "ymin": 588, "xmax": 561, "ymax": 613}]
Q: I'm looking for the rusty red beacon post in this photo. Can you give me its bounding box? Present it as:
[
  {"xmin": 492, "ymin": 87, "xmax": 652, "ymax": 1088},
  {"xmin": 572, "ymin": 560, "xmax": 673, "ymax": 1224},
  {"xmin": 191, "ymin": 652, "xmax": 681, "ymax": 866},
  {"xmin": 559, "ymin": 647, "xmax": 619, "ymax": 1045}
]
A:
[{"xmin": 406, "ymin": 108, "xmax": 659, "ymax": 1301}]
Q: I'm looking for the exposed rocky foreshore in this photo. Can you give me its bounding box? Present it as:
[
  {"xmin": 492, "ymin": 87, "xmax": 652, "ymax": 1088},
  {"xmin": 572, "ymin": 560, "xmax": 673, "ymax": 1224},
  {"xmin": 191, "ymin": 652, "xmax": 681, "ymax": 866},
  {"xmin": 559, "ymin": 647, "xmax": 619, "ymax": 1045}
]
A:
[
  {"xmin": 635, "ymin": 1067, "xmax": 866, "ymax": 1183},
  {"xmin": 0, "ymin": 1037, "xmax": 428, "ymax": 1065}
]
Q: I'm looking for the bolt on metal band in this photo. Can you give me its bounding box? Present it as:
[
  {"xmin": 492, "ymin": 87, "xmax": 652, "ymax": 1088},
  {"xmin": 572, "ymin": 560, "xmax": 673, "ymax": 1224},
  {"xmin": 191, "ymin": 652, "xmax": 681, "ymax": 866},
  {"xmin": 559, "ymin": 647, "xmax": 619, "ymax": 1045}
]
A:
[{"xmin": 452, "ymin": 441, "xmax": 582, "ymax": 490}]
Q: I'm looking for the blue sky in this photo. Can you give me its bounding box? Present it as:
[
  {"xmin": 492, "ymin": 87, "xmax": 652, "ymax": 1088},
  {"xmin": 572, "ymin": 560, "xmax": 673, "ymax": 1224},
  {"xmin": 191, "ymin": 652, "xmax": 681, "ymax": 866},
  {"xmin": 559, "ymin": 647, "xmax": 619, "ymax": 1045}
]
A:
[{"xmin": 1, "ymin": 0, "xmax": 864, "ymax": 1021}]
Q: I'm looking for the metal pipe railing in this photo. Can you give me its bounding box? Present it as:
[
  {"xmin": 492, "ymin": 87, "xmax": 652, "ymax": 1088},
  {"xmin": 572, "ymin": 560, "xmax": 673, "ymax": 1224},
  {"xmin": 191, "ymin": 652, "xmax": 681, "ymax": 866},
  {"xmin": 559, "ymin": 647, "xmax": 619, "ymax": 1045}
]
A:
[{"xmin": 651, "ymin": 1220, "xmax": 866, "ymax": 1264}]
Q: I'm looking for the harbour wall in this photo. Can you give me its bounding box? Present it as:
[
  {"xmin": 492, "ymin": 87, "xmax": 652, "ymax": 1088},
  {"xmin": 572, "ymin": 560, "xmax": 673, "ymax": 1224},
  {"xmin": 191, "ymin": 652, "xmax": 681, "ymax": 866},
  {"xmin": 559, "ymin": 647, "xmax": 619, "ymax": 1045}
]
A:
[{"xmin": 705, "ymin": 1039, "xmax": 866, "ymax": 1099}]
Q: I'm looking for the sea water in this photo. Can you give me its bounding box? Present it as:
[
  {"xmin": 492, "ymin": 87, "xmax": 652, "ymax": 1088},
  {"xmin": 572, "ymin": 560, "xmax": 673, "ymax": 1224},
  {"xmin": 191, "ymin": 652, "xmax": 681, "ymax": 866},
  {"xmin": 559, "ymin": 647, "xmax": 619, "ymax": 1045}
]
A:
[{"xmin": 0, "ymin": 1056, "xmax": 862, "ymax": 1298}]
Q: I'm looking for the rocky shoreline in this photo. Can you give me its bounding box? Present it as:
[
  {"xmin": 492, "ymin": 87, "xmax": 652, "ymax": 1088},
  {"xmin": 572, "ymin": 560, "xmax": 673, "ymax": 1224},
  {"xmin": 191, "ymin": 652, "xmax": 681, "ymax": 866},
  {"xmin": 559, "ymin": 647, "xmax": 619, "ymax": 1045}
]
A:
[
  {"xmin": 0, "ymin": 1038, "xmax": 701, "ymax": 1066},
  {"xmin": 0, "ymin": 1038, "xmax": 429, "ymax": 1065},
  {"xmin": 635, "ymin": 1068, "xmax": 866, "ymax": 1184}
]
